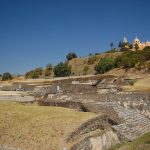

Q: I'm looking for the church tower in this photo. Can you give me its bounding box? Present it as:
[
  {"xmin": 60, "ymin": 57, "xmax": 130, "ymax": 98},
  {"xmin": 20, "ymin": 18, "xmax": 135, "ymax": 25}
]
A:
[
  {"xmin": 133, "ymin": 36, "xmax": 140, "ymax": 46},
  {"xmin": 122, "ymin": 37, "xmax": 128, "ymax": 43}
]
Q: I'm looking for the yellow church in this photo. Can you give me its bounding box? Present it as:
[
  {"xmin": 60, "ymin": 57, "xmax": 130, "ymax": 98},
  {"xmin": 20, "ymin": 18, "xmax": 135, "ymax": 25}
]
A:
[
  {"xmin": 133, "ymin": 37, "xmax": 150, "ymax": 50},
  {"xmin": 122, "ymin": 36, "xmax": 150, "ymax": 50}
]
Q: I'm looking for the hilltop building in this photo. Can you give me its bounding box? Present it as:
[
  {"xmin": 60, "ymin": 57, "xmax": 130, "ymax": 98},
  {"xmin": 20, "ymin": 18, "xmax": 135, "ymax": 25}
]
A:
[
  {"xmin": 121, "ymin": 37, "xmax": 150, "ymax": 50},
  {"xmin": 133, "ymin": 37, "xmax": 150, "ymax": 50}
]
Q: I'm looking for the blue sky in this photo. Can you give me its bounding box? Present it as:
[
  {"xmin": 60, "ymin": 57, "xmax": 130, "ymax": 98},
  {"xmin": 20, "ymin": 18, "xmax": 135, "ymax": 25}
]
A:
[{"xmin": 0, "ymin": 0, "xmax": 150, "ymax": 74}]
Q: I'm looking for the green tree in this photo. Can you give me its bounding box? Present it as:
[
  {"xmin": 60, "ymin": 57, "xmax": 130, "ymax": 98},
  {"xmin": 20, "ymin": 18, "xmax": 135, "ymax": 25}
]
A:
[
  {"xmin": 46, "ymin": 64, "xmax": 53, "ymax": 70},
  {"xmin": 128, "ymin": 43, "xmax": 133, "ymax": 49},
  {"xmin": 2, "ymin": 72, "xmax": 13, "ymax": 81},
  {"xmin": 134, "ymin": 43, "xmax": 139, "ymax": 51},
  {"xmin": 34, "ymin": 67, "xmax": 43, "ymax": 75},
  {"xmin": 31, "ymin": 71, "xmax": 39, "ymax": 79},
  {"xmin": 66, "ymin": 52, "xmax": 77, "ymax": 61},
  {"xmin": 53, "ymin": 62, "xmax": 71, "ymax": 77},
  {"xmin": 110, "ymin": 42, "xmax": 114, "ymax": 50},
  {"xmin": 45, "ymin": 64, "xmax": 53, "ymax": 77},
  {"xmin": 25, "ymin": 67, "xmax": 43, "ymax": 79},
  {"xmin": 95, "ymin": 58, "xmax": 114, "ymax": 74},
  {"xmin": 114, "ymin": 47, "xmax": 150, "ymax": 69},
  {"xmin": 25, "ymin": 70, "xmax": 33, "ymax": 79}
]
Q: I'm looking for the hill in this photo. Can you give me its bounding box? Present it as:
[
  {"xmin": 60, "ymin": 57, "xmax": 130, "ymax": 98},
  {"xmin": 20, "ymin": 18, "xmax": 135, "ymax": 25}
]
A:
[
  {"xmin": 5, "ymin": 46, "xmax": 150, "ymax": 80},
  {"xmin": 68, "ymin": 52, "xmax": 122, "ymax": 75}
]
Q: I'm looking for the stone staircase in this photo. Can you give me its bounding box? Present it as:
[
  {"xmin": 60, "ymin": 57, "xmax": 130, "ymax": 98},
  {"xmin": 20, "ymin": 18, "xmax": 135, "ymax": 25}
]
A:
[{"xmin": 96, "ymin": 102, "xmax": 150, "ymax": 141}]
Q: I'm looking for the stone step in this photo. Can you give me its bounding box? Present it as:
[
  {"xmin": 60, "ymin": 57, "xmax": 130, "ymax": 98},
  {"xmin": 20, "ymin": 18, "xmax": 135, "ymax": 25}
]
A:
[{"xmin": 97, "ymin": 102, "xmax": 150, "ymax": 141}]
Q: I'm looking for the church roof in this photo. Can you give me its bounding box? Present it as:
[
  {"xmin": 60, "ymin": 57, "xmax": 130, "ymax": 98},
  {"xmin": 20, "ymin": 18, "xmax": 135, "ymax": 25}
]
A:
[
  {"xmin": 122, "ymin": 37, "xmax": 128, "ymax": 43},
  {"xmin": 134, "ymin": 36, "xmax": 140, "ymax": 42}
]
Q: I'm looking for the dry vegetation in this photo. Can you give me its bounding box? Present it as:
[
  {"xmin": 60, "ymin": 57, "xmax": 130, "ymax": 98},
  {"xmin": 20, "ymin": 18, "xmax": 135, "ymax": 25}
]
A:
[
  {"xmin": 68, "ymin": 52, "xmax": 122, "ymax": 75},
  {"xmin": 0, "ymin": 102, "xmax": 96, "ymax": 150},
  {"xmin": 111, "ymin": 132, "xmax": 150, "ymax": 150},
  {"xmin": 123, "ymin": 77, "xmax": 150, "ymax": 92}
]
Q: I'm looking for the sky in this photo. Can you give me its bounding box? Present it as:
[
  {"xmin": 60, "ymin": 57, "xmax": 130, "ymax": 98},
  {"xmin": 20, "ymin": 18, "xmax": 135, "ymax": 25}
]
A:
[{"xmin": 0, "ymin": 0, "xmax": 150, "ymax": 74}]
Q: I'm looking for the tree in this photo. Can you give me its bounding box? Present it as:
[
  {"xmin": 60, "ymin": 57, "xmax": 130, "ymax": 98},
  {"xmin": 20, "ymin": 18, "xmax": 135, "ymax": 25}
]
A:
[
  {"xmin": 2, "ymin": 72, "xmax": 13, "ymax": 81},
  {"xmin": 31, "ymin": 71, "xmax": 39, "ymax": 79},
  {"xmin": 95, "ymin": 58, "xmax": 114, "ymax": 74},
  {"xmin": 66, "ymin": 52, "xmax": 77, "ymax": 61},
  {"xmin": 118, "ymin": 41, "xmax": 122, "ymax": 48},
  {"xmin": 110, "ymin": 42, "xmax": 114, "ymax": 50},
  {"xmin": 34, "ymin": 67, "xmax": 43, "ymax": 75},
  {"xmin": 53, "ymin": 62, "xmax": 71, "ymax": 77},
  {"xmin": 25, "ymin": 67, "xmax": 43, "ymax": 79},
  {"xmin": 134, "ymin": 43, "xmax": 139, "ymax": 51},
  {"xmin": 114, "ymin": 48, "xmax": 150, "ymax": 69},
  {"xmin": 128, "ymin": 43, "xmax": 133, "ymax": 49},
  {"xmin": 46, "ymin": 64, "xmax": 53, "ymax": 70},
  {"xmin": 118, "ymin": 41, "xmax": 130, "ymax": 51},
  {"xmin": 45, "ymin": 64, "xmax": 53, "ymax": 77}
]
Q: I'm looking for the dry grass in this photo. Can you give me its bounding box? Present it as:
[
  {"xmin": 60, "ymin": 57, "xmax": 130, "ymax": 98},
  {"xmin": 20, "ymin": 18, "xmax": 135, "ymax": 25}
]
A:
[
  {"xmin": 123, "ymin": 77, "xmax": 150, "ymax": 92},
  {"xmin": 111, "ymin": 132, "xmax": 150, "ymax": 150},
  {"xmin": 69, "ymin": 52, "xmax": 122, "ymax": 75},
  {"xmin": 0, "ymin": 102, "xmax": 96, "ymax": 150}
]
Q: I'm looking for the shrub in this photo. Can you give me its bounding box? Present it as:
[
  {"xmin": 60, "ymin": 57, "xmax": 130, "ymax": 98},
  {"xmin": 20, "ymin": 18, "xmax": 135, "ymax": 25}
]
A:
[
  {"xmin": 34, "ymin": 67, "xmax": 43, "ymax": 75},
  {"xmin": 115, "ymin": 47, "xmax": 150, "ymax": 69},
  {"xmin": 45, "ymin": 64, "xmax": 53, "ymax": 76},
  {"xmin": 83, "ymin": 66, "xmax": 89, "ymax": 75},
  {"xmin": 2, "ymin": 72, "xmax": 13, "ymax": 81},
  {"xmin": 25, "ymin": 67, "xmax": 43, "ymax": 79},
  {"xmin": 31, "ymin": 71, "xmax": 39, "ymax": 79},
  {"xmin": 95, "ymin": 58, "xmax": 114, "ymax": 74},
  {"xmin": 66, "ymin": 52, "xmax": 77, "ymax": 61},
  {"xmin": 53, "ymin": 62, "xmax": 71, "ymax": 77},
  {"xmin": 105, "ymin": 49, "xmax": 117, "ymax": 53}
]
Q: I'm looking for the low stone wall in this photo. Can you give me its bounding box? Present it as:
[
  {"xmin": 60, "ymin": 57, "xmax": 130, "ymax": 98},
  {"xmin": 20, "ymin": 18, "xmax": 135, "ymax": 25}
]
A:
[
  {"xmin": 38, "ymin": 100, "xmax": 83, "ymax": 111},
  {"xmin": 67, "ymin": 115, "xmax": 119, "ymax": 143},
  {"xmin": 34, "ymin": 85, "xmax": 58, "ymax": 96},
  {"xmin": 70, "ymin": 130, "xmax": 120, "ymax": 150},
  {"xmin": 33, "ymin": 84, "xmax": 97, "ymax": 98},
  {"xmin": 59, "ymin": 83, "xmax": 97, "ymax": 94}
]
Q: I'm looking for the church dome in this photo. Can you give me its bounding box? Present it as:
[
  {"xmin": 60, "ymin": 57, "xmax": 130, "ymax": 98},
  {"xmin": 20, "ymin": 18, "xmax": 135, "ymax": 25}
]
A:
[{"xmin": 134, "ymin": 36, "xmax": 140, "ymax": 43}]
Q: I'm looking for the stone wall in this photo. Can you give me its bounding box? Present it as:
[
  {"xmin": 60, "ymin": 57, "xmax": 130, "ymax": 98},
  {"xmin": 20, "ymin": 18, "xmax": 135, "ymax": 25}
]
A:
[
  {"xmin": 59, "ymin": 83, "xmax": 97, "ymax": 94},
  {"xmin": 67, "ymin": 115, "xmax": 119, "ymax": 143},
  {"xmin": 70, "ymin": 130, "xmax": 119, "ymax": 150},
  {"xmin": 33, "ymin": 84, "xmax": 97, "ymax": 97}
]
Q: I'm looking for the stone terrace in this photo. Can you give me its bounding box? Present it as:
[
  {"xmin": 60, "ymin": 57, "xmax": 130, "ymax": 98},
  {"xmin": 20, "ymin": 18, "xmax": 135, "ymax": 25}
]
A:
[{"xmin": 96, "ymin": 102, "xmax": 150, "ymax": 141}]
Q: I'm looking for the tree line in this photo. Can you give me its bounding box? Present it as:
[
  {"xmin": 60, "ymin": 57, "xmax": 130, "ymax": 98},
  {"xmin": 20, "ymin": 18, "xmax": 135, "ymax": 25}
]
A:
[{"xmin": 1, "ymin": 46, "xmax": 150, "ymax": 80}]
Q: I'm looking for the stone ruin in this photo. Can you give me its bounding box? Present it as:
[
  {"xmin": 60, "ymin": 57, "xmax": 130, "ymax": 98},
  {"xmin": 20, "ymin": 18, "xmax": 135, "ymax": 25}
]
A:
[{"xmin": 33, "ymin": 77, "xmax": 150, "ymax": 150}]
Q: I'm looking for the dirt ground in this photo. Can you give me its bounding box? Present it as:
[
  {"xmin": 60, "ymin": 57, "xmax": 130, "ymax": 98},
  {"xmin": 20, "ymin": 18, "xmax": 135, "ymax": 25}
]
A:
[{"xmin": 0, "ymin": 102, "xmax": 96, "ymax": 150}]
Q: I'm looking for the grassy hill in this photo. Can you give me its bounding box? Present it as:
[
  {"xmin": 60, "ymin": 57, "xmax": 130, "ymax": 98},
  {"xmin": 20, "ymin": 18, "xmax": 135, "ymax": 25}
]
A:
[
  {"xmin": 68, "ymin": 52, "xmax": 122, "ymax": 75},
  {"xmin": 14, "ymin": 46, "xmax": 150, "ymax": 79}
]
